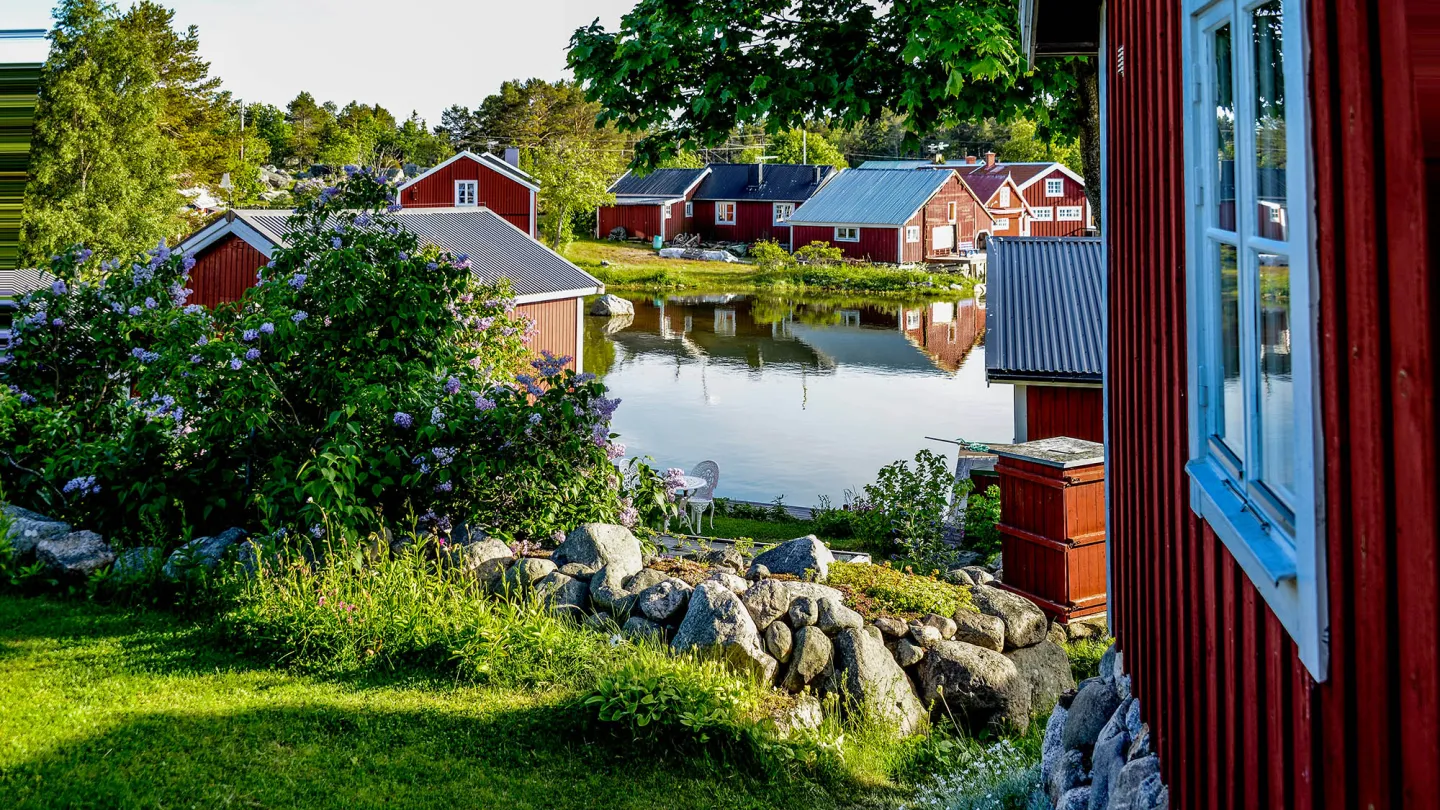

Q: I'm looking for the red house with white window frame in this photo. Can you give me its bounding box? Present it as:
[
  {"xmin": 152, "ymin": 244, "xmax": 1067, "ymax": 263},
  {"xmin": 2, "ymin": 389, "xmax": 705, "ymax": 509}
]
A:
[
  {"xmin": 956, "ymin": 169, "xmax": 1034, "ymax": 240},
  {"xmin": 959, "ymin": 157, "xmax": 1092, "ymax": 236},
  {"xmin": 1023, "ymin": 0, "xmax": 1440, "ymax": 807},
  {"xmin": 395, "ymin": 150, "xmax": 538, "ymax": 237}
]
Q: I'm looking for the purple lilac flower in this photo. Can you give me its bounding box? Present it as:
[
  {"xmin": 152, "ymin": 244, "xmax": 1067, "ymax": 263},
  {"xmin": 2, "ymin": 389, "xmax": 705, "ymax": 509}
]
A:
[
  {"xmin": 242, "ymin": 329, "xmax": 259, "ymax": 342},
  {"xmin": 292, "ymin": 310, "xmax": 309, "ymax": 323},
  {"xmin": 426, "ymin": 262, "xmax": 438, "ymax": 271},
  {"xmin": 150, "ymin": 240, "xmax": 171, "ymax": 263},
  {"xmin": 343, "ymin": 165, "xmax": 359, "ymax": 176},
  {"xmin": 513, "ymin": 374, "xmax": 544, "ymax": 397},
  {"xmin": 245, "ymin": 348, "xmax": 261, "ymax": 361},
  {"xmin": 184, "ymin": 304, "xmax": 202, "ymax": 315},
  {"xmin": 50, "ymin": 318, "xmax": 64, "ymax": 328},
  {"xmin": 331, "ymin": 236, "xmax": 343, "ymax": 249},
  {"xmin": 431, "ymin": 447, "xmax": 457, "ymax": 466},
  {"xmin": 393, "ymin": 411, "xmax": 413, "ymax": 429},
  {"xmin": 434, "ymin": 481, "xmax": 453, "ymax": 493},
  {"xmin": 444, "ymin": 376, "xmax": 461, "ymax": 395},
  {"xmin": 386, "ymin": 203, "xmax": 402, "ymax": 213},
  {"xmin": 196, "ymin": 335, "xmax": 209, "ymax": 347},
  {"xmin": 0, "ymin": 355, "xmax": 10, "ymax": 366},
  {"xmin": 617, "ymin": 498, "xmax": 638, "ymax": 528},
  {"xmin": 144, "ymin": 297, "xmax": 157, "ymax": 310},
  {"xmin": 310, "ymin": 525, "xmax": 325, "ymax": 538},
  {"xmin": 530, "ymin": 351, "xmax": 571, "ymax": 379},
  {"xmin": 18, "ymin": 392, "xmax": 36, "ymax": 406},
  {"xmin": 190, "ymin": 354, "xmax": 203, "ymax": 364},
  {"xmin": 259, "ymin": 322, "xmax": 275, "ymax": 335},
  {"xmin": 398, "ymin": 251, "xmax": 408, "ymax": 261},
  {"xmin": 50, "ymin": 279, "xmax": 68, "ymax": 295},
  {"xmin": 289, "ymin": 273, "xmax": 307, "ymax": 290},
  {"xmin": 528, "ymin": 413, "xmax": 542, "ymax": 426},
  {"xmin": 230, "ymin": 357, "xmax": 243, "ymax": 370},
  {"xmin": 182, "ymin": 253, "xmax": 196, "ymax": 272},
  {"xmin": 434, "ymin": 515, "xmax": 452, "ymax": 533},
  {"xmin": 356, "ymin": 212, "xmax": 372, "ymax": 227},
  {"xmin": 575, "ymin": 372, "xmax": 597, "ymax": 384},
  {"xmin": 63, "ymin": 476, "xmax": 101, "ymax": 497},
  {"xmin": 77, "ymin": 248, "xmax": 93, "ymax": 263},
  {"xmin": 110, "ymin": 302, "xmax": 124, "ymax": 314},
  {"xmin": 606, "ymin": 442, "xmax": 626, "ymax": 460},
  {"xmin": 473, "ymin": 394, "xmax": 496, "ymax": 411}
]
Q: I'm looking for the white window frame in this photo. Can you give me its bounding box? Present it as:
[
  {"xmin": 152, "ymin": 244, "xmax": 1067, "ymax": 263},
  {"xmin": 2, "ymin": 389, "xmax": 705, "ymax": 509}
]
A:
[
  {"xmin": 999, "ymin": 187, "xmax": 1012, "ymax": 207},
  {"xmin": 992, "ymin": 217, "xmax": 1010, "ymax": 231},
  {"xmin": 905, "ymin": 225, "xmax": 920, "ymax": 243},
  {"xmin": 1182, "ymin": 0, "xmax": 1326, "ymax": 679},
  {"xmin": 663, "ymin": 203, "xmax": 673, "ymax": 219},
  {"xmin": 1032, "ymin": 206, "xmax": 1054, "ymax": 221},
  {"xmin": 715, "ymin": 201, "xmax": 737, "ymax": 225},
  {"xmin": 946, "ymin": 201, "xmax": 958, "ymax": 222},
  {"xmin": 684, "ymin": 201, "xmax": 693, "ymax": 217},
  {"xmin": 1045, "ymin": 177, "xmax": 1065, "ymax": 197},
  {"xmin": 454, "ymin": 179, "xmax": 478, "ymax": 207},
  {"xmin": 773, "ymin": 202, "xmax": 795, "ymax": 224},
  {"xmin": 1057, "ymin": 206, "xmax": 1084, "ymax": 221},
  {"xmin": 834, "ymin": 226, "xmax": 860, "ymax": 242}
]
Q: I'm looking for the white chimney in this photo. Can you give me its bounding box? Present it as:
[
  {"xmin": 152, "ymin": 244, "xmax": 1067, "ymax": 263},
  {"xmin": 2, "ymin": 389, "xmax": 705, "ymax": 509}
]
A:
[{"xmin": 503, "ymin": 147, "xmax": 520, "ymax": 167}]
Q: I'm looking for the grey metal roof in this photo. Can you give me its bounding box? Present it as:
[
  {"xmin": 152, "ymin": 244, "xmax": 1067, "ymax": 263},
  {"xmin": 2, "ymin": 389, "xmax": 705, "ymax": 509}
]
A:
[
  {"xmin": 610, "ymin": 168, "xmax": 708, "ymax": 198},
  {"xmin": 985, "ymin": 237, "xmax": 1104, "ymax": 383},
  {"xmin": 786, "ymin": 169, "xmax": 951, "ymax": 226},
  {"xmin": 0, "ymin": 267, "xmax": 54, "ymax": 299},
  {"xmin": 857, "ymin": 160, "xmax": 936, "ymax": 170},
  {"xmin": 226, "ymin": 209, "xmax": 602, "ymax": 298},
  {"xmin": 693, "ymin": 163, "xmax": 836, "ymax": 202}
]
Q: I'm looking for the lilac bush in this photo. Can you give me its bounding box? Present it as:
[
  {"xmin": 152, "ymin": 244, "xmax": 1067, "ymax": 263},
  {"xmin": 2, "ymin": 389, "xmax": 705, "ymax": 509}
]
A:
[{"xmin": 0, "ymin": 168, "xmax": 668, "ymax": 546}]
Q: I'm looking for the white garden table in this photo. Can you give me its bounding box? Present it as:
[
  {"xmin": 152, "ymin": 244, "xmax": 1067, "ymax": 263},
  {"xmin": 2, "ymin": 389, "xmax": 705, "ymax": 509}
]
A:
[{"xmin": 669, "ymin": 475, "xmax": 709, "ymax": 533}]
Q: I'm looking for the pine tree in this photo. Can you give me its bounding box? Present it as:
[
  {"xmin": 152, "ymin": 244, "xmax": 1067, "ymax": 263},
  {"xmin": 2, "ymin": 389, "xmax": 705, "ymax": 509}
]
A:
[{"xmin": 22, "ymin": 0, "xmax": 182, "ymax": 263}]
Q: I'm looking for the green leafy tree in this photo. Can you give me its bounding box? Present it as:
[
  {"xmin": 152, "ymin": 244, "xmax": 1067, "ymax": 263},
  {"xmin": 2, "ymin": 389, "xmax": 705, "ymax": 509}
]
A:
[
  {"xmin": 569, "ymin": 0, "xmax": 1100, "ymax": 221},
  {"xmin": 738, "ymin": 128, "xmax": 847, "ymax": 168},
  {"xmin": 245, "ymin": 102, "xmax": 292, "ymax": 164},
  {"xmin": 284, "ymin": 91, "xmax": 332, "ymax": 167},
  {"xmin": 996, "ymin": 118, "xmax": 1081, "ymax": 173},
  {"xmin": 22, "ymin": 0, "xmax": 183, "ymax": 263},
  {"xmin": 394, "ymin": 113, "xmax": 453, "ymax": 167},
  {"xmin": 531, "ymin": 140, "xmax": 620, "ymax": 249}
]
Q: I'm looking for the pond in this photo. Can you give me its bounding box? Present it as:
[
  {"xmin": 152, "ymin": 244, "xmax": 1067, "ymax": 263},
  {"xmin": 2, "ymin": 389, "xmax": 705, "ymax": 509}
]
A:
[{"xmin": 585, "ymin": 291, "xmax": 1017, "ymax": 507}]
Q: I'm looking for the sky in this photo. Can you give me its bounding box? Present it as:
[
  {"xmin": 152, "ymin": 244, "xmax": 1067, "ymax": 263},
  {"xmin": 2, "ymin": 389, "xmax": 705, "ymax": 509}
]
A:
[{"xmin": 9, "ymin": 0, "xmax": 639, "ymax": 124}]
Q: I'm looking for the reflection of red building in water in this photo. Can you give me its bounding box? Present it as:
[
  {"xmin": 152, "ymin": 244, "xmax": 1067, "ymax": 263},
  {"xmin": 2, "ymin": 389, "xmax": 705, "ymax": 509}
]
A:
[{"xmin": 899, "ymin": 299, "xmax": 988, "ymax": 372}]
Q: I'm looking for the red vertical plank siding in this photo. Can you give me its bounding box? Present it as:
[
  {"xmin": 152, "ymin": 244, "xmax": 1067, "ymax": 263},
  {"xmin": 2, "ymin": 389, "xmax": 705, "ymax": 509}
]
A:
[
  {"xmin": 1019, "ymin": 169, "xmax": 1090, "ymax": 236},
  {"xmin": 597, "ymin": 205, "xmax": 663, "ymax": 241},
  {"xmin": 515, "ymin": 298, "xmax": 578, "ymax": 371},
  {"xmin": 1024, "ymin": 386, "xmax": 1104, "ymax": 442},
  {"xmin": 402, "ymin": 156, "xmax": 532, "ymax": 233},
  {"xmin": 187, "ymin": 233, "xmax": 267, "ymax": 307},
  {"xmin": 1106, "ymin": 0, "xmax": 1439, "ymax": 807},
  {"xmin": 788, "ymin": 225, "xmax": 899, "ymax": 262}
]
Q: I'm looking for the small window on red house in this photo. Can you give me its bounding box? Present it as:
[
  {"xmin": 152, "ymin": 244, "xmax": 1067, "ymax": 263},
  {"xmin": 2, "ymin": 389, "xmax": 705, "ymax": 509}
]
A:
[
  {"xmin": 715, "ymin": 202, "xmax": 736, "ymax": 224},
  {"xmin": 946, "ymin": 201, "xmax": 957, "ymax": 222},
  {"xmin": 455, "ymin": 180, "xmax": 478, "ymax": 207}
]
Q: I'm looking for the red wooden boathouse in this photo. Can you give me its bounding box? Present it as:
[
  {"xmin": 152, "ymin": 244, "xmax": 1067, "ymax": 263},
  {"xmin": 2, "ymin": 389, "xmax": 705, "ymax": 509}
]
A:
[
  {"xmin": 1023, "ymin": 0, "xmax": 1440, "ymax": 806},
  {"xmin": 395, "ymin": 150, "xmax": 538, "ymax": 237}
]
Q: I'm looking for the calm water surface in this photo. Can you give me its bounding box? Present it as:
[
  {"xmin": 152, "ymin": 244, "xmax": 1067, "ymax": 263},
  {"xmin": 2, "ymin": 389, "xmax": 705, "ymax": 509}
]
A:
[{"xmin": 585, "ymin": 292, "xmax": 1015, "ymax": 505}]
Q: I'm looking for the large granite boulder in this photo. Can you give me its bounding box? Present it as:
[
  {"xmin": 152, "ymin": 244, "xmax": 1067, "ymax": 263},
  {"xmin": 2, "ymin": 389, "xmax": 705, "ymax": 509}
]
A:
[
  {"xmin": 1062, "ymin": 677, "xmax": 1123, "ymax": 754},
  {"xmin": 501, "ymin": 557, "xmax": 557, "ymax": 593},
  {"xmin": 1110, "ymin": 755, "xmax": 1168, "ymax": 810},
  {"xmin": 780, "ymin": 580, "xmax": 844, "ymax": 603},
  {"xmin": 915, "ymin": 638, "xmax": 1033, "ymax": 732},
  {"xmin": 970, "ymin": 584, "xmax": 1049, "ymax": 649},
  {"xmin": 782, "ymin": 625, "xmax": 833, "ymax": 692},
  {"xmin": 112, "ymin": 546, "xmax": 164, "ymax": 583},
  {"xmin": 163, "ymin": 527, "xmax": 247, "ymax": 579},
  {"xmin": 445, "ymin": 535, "xmax": 513, "ymax": 584},
  {"xmin": 534, "ymin": 571, "xmax": 589, "ymax": 614},
  {"xmin": 637, "ymin": 578, "xmax": 692, "ymax": 623},
  {"xmin": 816, "ymin": 596, "xmax": 863, "ymax": 633},
  {"xmin": 740, "ymin": 578, "xmax": 792, "ymax": 630},
  {"xmin": 672, "ymin": 581, "xmax": 778, "ymax": 682},
  {"xmin": 953, "ymin": 609, "xmax": 1006, "ymax": 652},
  {"xmin": 588, "ymin": 294, "xmax": 635, "ymax": 317},
  {"xmin": 825, "ymin": 628, "xmax": 928, "ymax": 737},
  {"xmin": 749, "ymin": 535, "xmax": 835, "ymax": 581},
  {"xmin": 588, "ymin": 563, "xmax": 638, "ymax": 616},
  {"xmin": 37, "ymin": 530, "xmax": 115, "ymax": 577},
  {"xmin": 552, "ymin": 523, "xmax": 643, "ymax": 579},
  {"xmin": 1006, "ymin": 639, "xmax": 1077, "ymax": 713},
  {"xmin": 3, "ymin": 506, "xmax": 70, "ymax": 562}
]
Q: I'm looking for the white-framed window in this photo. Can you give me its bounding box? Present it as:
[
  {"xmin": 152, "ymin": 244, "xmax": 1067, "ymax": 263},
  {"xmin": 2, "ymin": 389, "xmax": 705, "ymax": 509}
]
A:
[
  {"xmin": 905, "ymin": 311, "xmax": 921, "ymax": 330},
  {"xmin": 773, "ymin": 202, "xmax": 795, "ymax": 224},
  {"xmin": 834, "ymin": 226, "xmax": 860, "ymax": 242},
  {"xmin": 1057, "ymin": 206, "xmax": 1084, "ymax": 221},
  {"xmin": 906, "ymin": 225, "xmax": 920, "ymax": 243},
  {"xmin": 992, "ymin": 217, "xmax": 1010, "ymax": 231},
  {"xmin": 454, "ymin": 179, "xmax": 478, "ymax": 207},
  {"xmin": 663, "ymin": 203, "xmax": 673, "ymax": 219},
  {"xmin": 715, "ymin": 201, "xmax": 737, "ymax": 224},
  {"xmin": 1032, "ymin": 206, "xmax": 1054, "ymax": 221},
  {"xmin": 684, "ymin": 201, "xmax": 693, "ymax": 217},
  {"xmin": 1045, "ymin": 177, "xmax": 1065, "ymax": 197},
  {"xmin": 1183, "ymin": 0, "xmax": 1325, "ymax": 679},
  {"xmin": 999, "ymin": 186, "xmax": 1011, "ymax": 207},
  {"xmin": 946, "ymin": 201, "xmax": 958, "ymax": 222}
]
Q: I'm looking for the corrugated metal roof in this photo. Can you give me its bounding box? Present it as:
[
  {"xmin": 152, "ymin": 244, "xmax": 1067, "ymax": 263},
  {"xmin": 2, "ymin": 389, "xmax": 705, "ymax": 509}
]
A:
[
  {"xmin": 786, "ymin": 169, "xmax": 950, "ymax": 226},
  {"xmin": 610, "ymin": 168, "xmax": 708, "ymax": 198},
  {"xmin": 693, "ymin": 163, "xmax": 836, "ymax": 202},
  {"xmin": 985, "ymin": 237, "xmax": 1104, "ymax": 383},
  {"xmin": 229, "ymin": 209, "xmax": 602, "ymax": 298},
  {"xmin": 858, "ymin": 159, "xmax": 942, "ymax": 170},
  {"xmin": 960, "ymin": 173, "xmax": 1011, "ymax": 204},
  {"xmin": 0, "ymin": 267, "xmax": 53, "ymax": 299}
]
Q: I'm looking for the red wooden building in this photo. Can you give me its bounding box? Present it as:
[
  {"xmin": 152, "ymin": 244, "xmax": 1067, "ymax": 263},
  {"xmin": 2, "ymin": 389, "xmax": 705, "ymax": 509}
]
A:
[
  {"xmin": 395, "ymin": 151, "xmax": 538, "ymax": 237},
  {"xmin": 175, "ymin": 208, "xmax": 602, "ymax": 369},
  {"xmin": 1024, "ymin": 0, "xmax": 1440, "ymax": 806},
  {"xmin": 786, "ymin": 169, "xmax": 993, "ymax": 263},
  {"xmin": 985, "ymin": 237, "xmax": 1104, "ymax": 443},
  {"xmin": 596, "ymin": 167, "xmax": 710, "ymax": 242}
]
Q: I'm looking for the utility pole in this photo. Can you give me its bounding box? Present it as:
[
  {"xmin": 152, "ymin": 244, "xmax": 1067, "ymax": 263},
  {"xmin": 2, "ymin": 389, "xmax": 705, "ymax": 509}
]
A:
[
  {"xmin": 802, "ymin": 129, "xmax": 807, "ymax": 164},
  {"xmin": 238, "ymin": 98, "xmax": 244, "ymax": 162}
]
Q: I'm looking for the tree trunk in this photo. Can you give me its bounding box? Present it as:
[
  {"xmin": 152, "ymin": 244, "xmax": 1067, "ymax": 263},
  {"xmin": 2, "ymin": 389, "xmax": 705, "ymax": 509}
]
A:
[{"xmin": 1075, "ymin": 60, "xmax": 1102, "ymax": 231}]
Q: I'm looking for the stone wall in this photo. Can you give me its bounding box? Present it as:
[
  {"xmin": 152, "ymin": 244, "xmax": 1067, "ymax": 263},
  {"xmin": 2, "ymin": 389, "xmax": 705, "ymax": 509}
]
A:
[{"xmin": 1039, "ymin": 644, "xmax": 1171, "ymax": 810}]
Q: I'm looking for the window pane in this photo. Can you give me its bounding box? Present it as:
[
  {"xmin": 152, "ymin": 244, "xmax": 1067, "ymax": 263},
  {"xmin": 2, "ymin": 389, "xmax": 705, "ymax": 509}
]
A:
[
  {"xmin": 1213, "ymin": 23, "xmax": 1237, "ymax": 233},
  {"xmin": 1253, "ymin": 1, "xmax": 1288, "ymax": 241},
  {"xmin": 1257, "ymin": 250, "xmax": 1294, "ymax": 496},
  {"xmin": 1217, "ymin": 242, "xmax": 1244, "ymax": 459}
]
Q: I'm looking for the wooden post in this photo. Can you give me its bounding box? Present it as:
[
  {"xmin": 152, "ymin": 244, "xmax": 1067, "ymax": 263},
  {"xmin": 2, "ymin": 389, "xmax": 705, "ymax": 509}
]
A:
[{"xmin": 989, "ymin": 437, "xmax": 1106, "ymax": 622}]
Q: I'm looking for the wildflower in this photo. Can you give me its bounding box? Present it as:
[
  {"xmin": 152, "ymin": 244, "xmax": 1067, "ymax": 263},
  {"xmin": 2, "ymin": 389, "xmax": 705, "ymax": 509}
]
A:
[
  {"xmin": 289, "ymin": 273, "xmax": 307, "ymax": 290},
  {"xmin": 318, "ymin": 595, "xmax": 327, "ymax": 606},
  {"xmin": 259, "ymin": 322, "xmax": 275, "ymax": 334},
  {"xmin": 230, "ymin": 357, "xmax": 243, "ymax": 370},
  {"xmin": 50, "ymin": 279, "xmax": 68, "ymax": 295},
  {"xmin": 292, "ymin": 310, "xmax": 309, "ymax": 323},
  {"xmin": 310, "ymin": 525, "xmax": 325, "ymax": 538},
  {"xmin": 393, "ymin": 411, "xmax": 413, "ymax": 429},
  {"xmin": 608, "ymin": 634, "xmax": 624, "ymax": 648},
  {"xmin": 242, "ymin": 329, "xmax": 259, "ymax": 342},
  {"xmin": 245, "ymin": 348, "xmax": 261, "ymax": 361}
]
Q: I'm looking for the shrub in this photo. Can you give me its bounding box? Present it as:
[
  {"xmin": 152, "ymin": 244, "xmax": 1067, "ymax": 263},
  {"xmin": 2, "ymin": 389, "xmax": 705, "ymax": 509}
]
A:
[
  {"xmin": 963, "ymin": 484, "xmax": 1003, "ymax": 560},
  {"xmin": 792, "ymin": 241, "xmax": 844, "ymax": 266},
  {"xmin": 749, "ymin": 239, "xmax": 792, "ymax": 274},
  {"xmin": 827, "ymin": 560, "xmax": 972, "ymax": 619},
  {"xmin": 1, "ymin": 168, "xmax": 667, "ymax": 546},
  {"xmin": 585, "ymin": 648, "xmax": 760, "ymax": 748},
  {"xmin": 849, "ymin": 449, "xmax": 960, "ymax": 569}
]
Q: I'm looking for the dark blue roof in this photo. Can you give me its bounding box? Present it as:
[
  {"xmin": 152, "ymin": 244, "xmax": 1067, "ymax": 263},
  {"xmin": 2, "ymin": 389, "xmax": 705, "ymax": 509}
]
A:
[
  {"xmin": 609, "ymin": 168, "xmax": 709, "ymax": 199},
  {"xmin": 693, "ymin": 164, "xmax": 837, "ymax": 202},
  {"xmin": 985, "ymin": 237, "xmax": 1104, "ymax": 383},
  {"xmin": 786, "ymin": 169, "xmax": 951, "ymax": 226}
]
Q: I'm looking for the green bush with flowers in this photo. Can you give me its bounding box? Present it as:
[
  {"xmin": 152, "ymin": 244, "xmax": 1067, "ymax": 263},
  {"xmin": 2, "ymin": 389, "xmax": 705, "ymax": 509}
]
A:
[{"xmin": 0, "ymin": 167, "xmax": 669, "ymax": 548}]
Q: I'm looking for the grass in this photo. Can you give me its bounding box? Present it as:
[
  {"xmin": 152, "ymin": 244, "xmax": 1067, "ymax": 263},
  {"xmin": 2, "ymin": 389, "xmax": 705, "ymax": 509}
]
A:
[
  {"xmin": 826, "ymin": 561, "xmax": 973, "ymax": 621},
  {"xmin": 1063, "ymin": 636, "xmax": 1112, "ymax": 683},
  {"xmin": 0, "ymin": 594, "xmax": 902, "ymax": 810},
  {"xmin": 564, "ymin": 238, "xmax": 977, "ymax": 298}
]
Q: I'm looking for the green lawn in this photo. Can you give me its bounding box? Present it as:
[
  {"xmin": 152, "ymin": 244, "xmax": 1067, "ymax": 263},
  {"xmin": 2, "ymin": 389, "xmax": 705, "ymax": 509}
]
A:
[{"xmin": 0, "ymin": 595, "xmax": 889, "ymax": 810}]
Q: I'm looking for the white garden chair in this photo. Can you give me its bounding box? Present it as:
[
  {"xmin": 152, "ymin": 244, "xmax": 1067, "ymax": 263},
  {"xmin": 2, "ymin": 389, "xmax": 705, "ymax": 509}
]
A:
[{"xmin": 686, "ymin": 460, "xmax": 720, "ymax": 532}]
